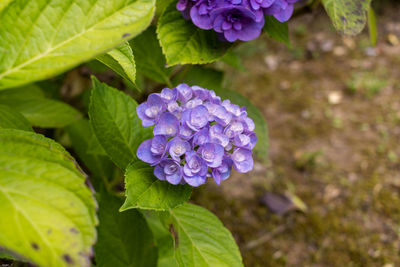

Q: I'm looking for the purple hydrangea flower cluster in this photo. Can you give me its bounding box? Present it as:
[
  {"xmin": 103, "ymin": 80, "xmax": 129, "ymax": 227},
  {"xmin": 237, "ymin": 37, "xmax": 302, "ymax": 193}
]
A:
[
  {"xmin": 136, "ymin": 84, "xmax": 257, "ymax": 187},
  {"xmin": 177, "ymin": 0, "xmax": 299, "ymax": 42}
]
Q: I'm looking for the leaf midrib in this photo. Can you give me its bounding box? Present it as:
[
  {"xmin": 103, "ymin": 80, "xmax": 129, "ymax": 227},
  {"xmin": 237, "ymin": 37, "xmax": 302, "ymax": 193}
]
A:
[{"xmin": 0, "ymin": 1, "xmax": 151, "ymax": 80}]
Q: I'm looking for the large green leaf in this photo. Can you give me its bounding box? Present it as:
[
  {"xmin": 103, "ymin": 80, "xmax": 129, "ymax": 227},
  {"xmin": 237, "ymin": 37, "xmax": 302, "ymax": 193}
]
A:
[
  {"xmin": 94, "ymin": 191, "xmax": 158, "ymax": 267},
  {"xmin": 0, "ymin": 104, "xmax": 32, "ymax": 131},
  {"xmin": 0, "ymin": 129, "xmax": 97, "ymax": 267},
  {"xmin": 166, "ymin": 203, "xmax": 243, "ymax": 267},
  {"xmin": 157, "ymin": 2, "xmax": 231, "ymax": 66},
  {"xmin": 65, "ymin": 119, "xmax": 114, "ymax": 190},
  {"xmin": 0, "ymin": 0, "xmax": 155, "ymax": 89},
  {"xmin": 89, "ymin": 77, "xmax": 152, "ymax": 169},
  {"xmin": 121, "ymin": 162, "xmax": 192, "ymax": 211},
  {"xmin": 0, "ymin": 85, "xmax": 81, "ymax": 128},
  {"xmin": 96, "ymin": 42, "xmax": 137, "ymax": 89},
  {"xmin": 322, "ymin": 0, "xmax": 372, "ymax": 35},
  {"xmin": 130, "ymin": 26, "xmax": 172, "ymax": 85}
]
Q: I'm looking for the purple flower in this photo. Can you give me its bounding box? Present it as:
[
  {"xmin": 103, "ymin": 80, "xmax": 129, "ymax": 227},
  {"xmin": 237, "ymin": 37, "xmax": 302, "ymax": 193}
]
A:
[
  {"xmin": 137, "ymin": 135, "xmax": 168, "ymax": 165},
  {"xmin": 153, "ymin": 112, "xmax": 180, "ymax": 136},
  {"xmin": 198, "ymin": 143, "xmax": 225, "ymax": 167},
  {"xmin": 263, "ymin": 0, "xmax": 298, "ymax": 22},
  {"xmin": 183, "ymin": 151, "xmax": 208, "ymax": 186},
  {"xmin": 249, "ymin": 0, "xmax": 274, "ymax": 10},
  {"xmin": 168, "ymin": 137, "xmax": 191, "ymax": 161},
  {"xmin": 192, "ymin": 127, "xmax": 210, "ymax": 146},
  {"xmin": 136, "ymin": 84, "xmax": 257, "ymax": 187},
  {"xmin": 212, "ymin": 157, "xmax": 233, "ymax": 184},
  {"xmin": 160, "ymin": 88, "xmax": 177, "ymax": 103},
  {"xmin": 154, "ymin": 159, "xmax": 183, "ymax": 185},
  {"xmin": 190, "ymin": 0, "xmax": 218, "ymax": 30},
  {"xmin": 182, "ymin": 105, "xmax": 209, "ymax": 131},
  {"xmin": 176, "ymin": 83, "xmax": 193, "ymax": 103},
  {"xmin": 137, "ymin": 94, "xmax": 166, "ymax": 126},
  {"xmin": 232, "ymin": 148, "xmax": 253, "ymax": 172},
  {"xmin": 210, "ymin": 6, "xmax": 265, "ymax": 42}
]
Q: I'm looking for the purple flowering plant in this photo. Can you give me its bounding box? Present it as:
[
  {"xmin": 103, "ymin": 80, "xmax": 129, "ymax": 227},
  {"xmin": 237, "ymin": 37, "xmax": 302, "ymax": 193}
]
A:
[
  {"xmin": 176, "ymin": 0, "xmax": 300, "ymax": 42},
  {"xmin": 136, "ymin": 84, "xmax": 257, "ymax": 187}
]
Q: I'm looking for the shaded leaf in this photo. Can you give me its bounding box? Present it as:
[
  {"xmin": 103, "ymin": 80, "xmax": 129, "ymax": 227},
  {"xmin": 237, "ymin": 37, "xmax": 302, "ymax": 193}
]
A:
[
  {"xmin": 89, "ymin": 77, "xmax": 152, "ymax": 169},
  {"xmin": 130, "ymin": 26, "xmax": 172, "ymax": 85},
  {"xmin": 0, "ymin": 104, "xmax": 32, "ymax": 131},
  {"xmin": 0, "ymin": 129, "xmax": 97, "ymax": 267},
  {"xmin": 157, "ymin": 2, "xmax": 231, "ymax": 66},
  {"xmin": 221, "ymin": 50, "xmax": 245, "ymax": 71},
  {"xmin": 264, "ymin": 16, "xmax": 290, "ymax": 46},
  {"xmin": 0, "ymin": 0, "xmax": 155, "ymax": 89},
  {"xmin": 65, "ymin": 119, "xmax": 114, "ymax": 190},
  {"xmin": 144, "ymin": 211, "xmax": 178, "ymax": 267},
  {"xmin": 121, "ymin": 162, "xmax": 192, "ymax": 211},
  {"xmin": 0, "ymin": 85, "xmax": 81, "ymax": 128},
  {"xmin": 96, "ymin": 42, "xmax": 137, "ymax": 89},
  {"xmin": 95, "ymin": 191, "xmax": 158, "ymax": 267}
]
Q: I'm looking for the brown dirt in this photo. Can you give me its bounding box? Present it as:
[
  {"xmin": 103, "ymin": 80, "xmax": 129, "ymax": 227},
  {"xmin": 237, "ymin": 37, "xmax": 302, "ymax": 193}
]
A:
[{"xmin": 193, "ymin": 5, "xmax": 400, "ymax": 267}]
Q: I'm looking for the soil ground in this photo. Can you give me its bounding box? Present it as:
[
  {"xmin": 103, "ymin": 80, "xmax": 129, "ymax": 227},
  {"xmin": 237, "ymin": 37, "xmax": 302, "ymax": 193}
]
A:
[{"xmin": 193, "ymin": 4, "xmax": 400, "ymax": 266}]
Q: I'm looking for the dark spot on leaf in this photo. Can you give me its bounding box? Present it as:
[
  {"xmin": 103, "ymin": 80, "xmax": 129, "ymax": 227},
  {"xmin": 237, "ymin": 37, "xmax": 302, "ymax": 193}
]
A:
[
  {"xmin": 169, "ymin": 224, "xmax": 179, "ymax": 249},
  {"xmin": 340, "ymin": 16, "xmax": 347, "ymax": 23},
  {"xmin": 31, "ymin": 243, "xmax": 39, "ymax": 250},
  {"xmin": 69, "ymin": 228, "xmax": 79, "ymax": 234},
  {"xmin": 47, "ymin": 229, "xmax": 52, "ymax": 234},
  {"xmin": 63, "ymin": 254, "xmax": 74, "ymax": 264},
  {"xmin": 122, "ymin": 33, "xmax": 131, "ymax": 38}
]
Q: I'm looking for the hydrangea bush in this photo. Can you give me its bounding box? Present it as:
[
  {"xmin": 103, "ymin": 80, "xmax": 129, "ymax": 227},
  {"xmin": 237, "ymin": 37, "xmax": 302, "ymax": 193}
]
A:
[
  {"xmin": 177, "ymin": 0, "xmax": 300, "ymax": 41},
  {"xmin": 0, "ymin": 0, "xmax": 374, "ymax": 266},
  {"xmin": 137, "ymin": 84, "xmax": 256, "ymax": 186}
]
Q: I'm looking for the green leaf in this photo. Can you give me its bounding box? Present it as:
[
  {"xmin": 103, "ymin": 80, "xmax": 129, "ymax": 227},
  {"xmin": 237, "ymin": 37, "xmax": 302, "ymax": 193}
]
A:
[
  {"xmin": 95, "ymin": 191, "xmax": 158, "ymax": 267},
  {"xmin": 368, "ymin": 7, "xmax": 377, "ymax": 47},
  {"xmin": 96, "ymin": 42, "xmax": 137, "ymax": 89},
  {"xmin": 174, "ymin": 66, "xmax": 224, "ymax": 91},
  {"xmin": 0, "ymin": 129, "xmax": 97, "ymax": 267},
  {"xmin": 144, "ymin": 211, "xmax": 178, "ymax": 267},
  {"xmin": 0, "ymin": 0, "xmax": 155, "ymax": 89},
  {"xmin": 0, "ymin": 104, "xmax": 32, "ymax": 131},
  {"xmin": 65, "ymin": 119, "xmax": 114, "ymax": 190},
  {"xmin": 89, "ymin": 77, "xmax": 152, "ymax": 169},
  {"xmin": 121, "ymin": 162, "xmax": 192, "ymax": 211},
  {"xmin": 130, "ymin": 26, "xmax": 172, "ymax": 86},
  {"xmin": 0, "ymin": 86, "xmax": 81, "ymax": 128},
  {"xmin": 221, "ymin": 51, "xmax": 245, "ymax": 71},
  {"xmin": 157, "ymin": 2, "xmax": 231, "ymax": 66},
  {"xmin": 0, "ymin": 0, "xmax": 13, "ymax": 13},
  {"xmin": 213, "ymin": 88, "xmax": 269, "ymax": 159},
  {"xmin": 322, "ymin": 0, "xmax": 372, "ymax": 35},
  {"xmin": 264, "ymin": 16, "xmax": 290, "ymax": 47},
  {"xmin": 167, "ymin": 203, "xmax": 243, "ymax": 267}
]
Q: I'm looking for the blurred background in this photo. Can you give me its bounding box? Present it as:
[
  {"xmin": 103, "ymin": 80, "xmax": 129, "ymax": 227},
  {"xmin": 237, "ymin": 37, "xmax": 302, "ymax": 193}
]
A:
[{"xmin": 189, "ymin": 1, "xmax": 400, "ymax": 266}]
